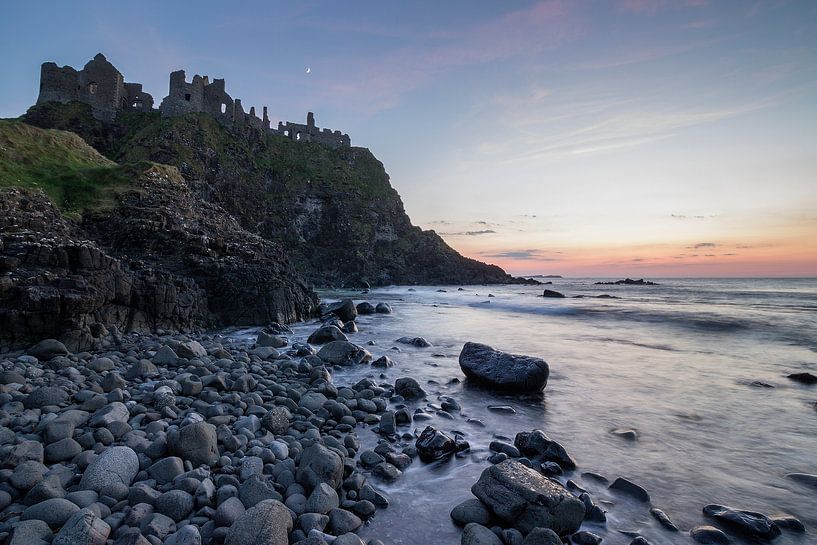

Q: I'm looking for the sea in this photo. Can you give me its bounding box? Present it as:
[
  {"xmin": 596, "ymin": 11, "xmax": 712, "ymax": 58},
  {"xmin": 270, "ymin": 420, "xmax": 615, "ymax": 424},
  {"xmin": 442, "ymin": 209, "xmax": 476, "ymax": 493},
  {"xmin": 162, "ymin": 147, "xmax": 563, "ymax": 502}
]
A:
[{"xmin": 235, "ymin": 278, "xmax": 817, "ymax": 545}]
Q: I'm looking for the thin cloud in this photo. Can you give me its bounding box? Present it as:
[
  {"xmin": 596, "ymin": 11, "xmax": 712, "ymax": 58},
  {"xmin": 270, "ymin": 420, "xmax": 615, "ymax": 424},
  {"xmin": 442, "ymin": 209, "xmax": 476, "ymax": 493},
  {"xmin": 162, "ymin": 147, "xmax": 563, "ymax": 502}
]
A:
[
  {"xmin": 688, "ymin": 242, "xmax": 717, "ymax": 249},
  {"xmin": 479, "ymin": 249, "xmax": 560, "ymax": 261},
  {"xmin": 440, "ymin": 229, "xmax": 497, "ymax": 236}
]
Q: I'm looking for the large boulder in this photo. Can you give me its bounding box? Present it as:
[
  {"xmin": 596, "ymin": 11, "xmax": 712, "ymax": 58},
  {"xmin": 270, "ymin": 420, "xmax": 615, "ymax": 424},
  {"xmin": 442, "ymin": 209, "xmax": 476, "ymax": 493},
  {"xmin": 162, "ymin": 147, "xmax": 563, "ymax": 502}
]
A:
[
  {"xmin": 79, "ymin": 446, "xmax": 139, "ymax": 494},
  {"xmin": 316, "ymin": 341, "xmax": 371, "ymax": 365},
  {"xmin": 321, "ymin": 299, "xmax": 357, "ymax": 323},
  {"xmin": 459, "ymin": 342, "xmax": 549, "ymax": 392},
  {"xmin": 53, "ymin": 508, "xmax": 111, "ymax": 545},
  {"xmin": 307, "ymin": 325, "xmax": 347, "ymax": 345},
  {"xmin": 168, "ymin": 422, "xmax": 218, "ymax": 467},
  {"xmin": 296, "ymin": 443, "xmax": 344, "ymax": 492},
  {"xmin": 394, "ymin": 377, "xmax": 426, "ymax": 400},
  {"xmin": 471, "ymin": 460, "xmax": 585, "ymax": 535},
  {"xmin": 27, "ymin": 339, "xmax": 69, "ymax": 360},
  {"xmin": 224, "ymin": 499, "xmax": 292, "ymax": 545}
]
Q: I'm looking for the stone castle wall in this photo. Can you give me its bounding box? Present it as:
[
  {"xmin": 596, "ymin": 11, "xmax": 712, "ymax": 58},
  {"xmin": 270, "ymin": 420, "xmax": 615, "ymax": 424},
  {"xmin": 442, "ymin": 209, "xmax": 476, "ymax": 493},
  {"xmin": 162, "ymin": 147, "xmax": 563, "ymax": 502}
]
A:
[{"xmin": 36, "ymin": 54, "xmax": 350, "ymax": 148}]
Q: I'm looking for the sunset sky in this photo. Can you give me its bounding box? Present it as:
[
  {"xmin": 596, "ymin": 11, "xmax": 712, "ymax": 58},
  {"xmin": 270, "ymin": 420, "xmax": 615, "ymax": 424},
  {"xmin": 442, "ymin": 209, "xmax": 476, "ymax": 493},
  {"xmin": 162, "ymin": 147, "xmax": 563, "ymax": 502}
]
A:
[{"xmin": 2, "ymin": 1, "xmax": 815, "ymax": 276}]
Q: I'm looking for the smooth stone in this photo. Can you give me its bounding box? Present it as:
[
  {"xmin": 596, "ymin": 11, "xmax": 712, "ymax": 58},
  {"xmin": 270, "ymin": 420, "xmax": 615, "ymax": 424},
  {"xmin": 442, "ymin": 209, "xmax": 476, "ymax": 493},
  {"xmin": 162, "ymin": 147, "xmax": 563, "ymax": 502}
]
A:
[
  {"xmin": 459, "ymin": 342, "xmax": 549, "ymax": 392},
  {"xmin": 79, "ymin": 446, "xmax": 139, "ymax": 494},
  {"xmin": 394, "ymin": 377, "xmax": 426, "ymax": 400},
  {"xmin": 328, "ymin": 508, "xmax": 362, "ymax": 534},
  {"xmin": 21, "ymin": 497, "xmax": 81, "ymax": 527},
  {"xmin": 28, "ymin": 339, "xmax": 69, "ymax": 360},
  {"xmin": 164, "ymin": 525, "xmax": 202, "ymax": 545},
  {"xmin": 296, "ymin": 443, "xmax": 344, "ymax": 492},
  {"xmin": 305, "ymin": 483, "xmax": 339, "ymax": 514},
  {"xmin": 461, "ymin": 523, "xmax": 503, "ymax": 545},
  {"xmin": 316, "ymin": 341, "xmax": 372, "ymax": 366},
  {"xmin": 415, "ymin": 426, "xmax": 455, "ymax": 462},
  {"xmin": 521, "ymin": 528, "xmax": 562, "ymax": 545},
  {"xmin": 168, "ymin": 422, "xmax": 218, "ymax": 467},
  {"xmin": 650, "ymin": 507, "xmax": 679, "ymax": 531},
  {"xmin": 451, "ymin": 498, "xmax": 492, "ymax": 526},
  {"xmin": 609, "ymin": 477, "xmax": 650, "ymax": 502},
  {"xmin": 690, "ymin": 525, "xmax": 730, "ymax": 544},
  {"xmin": 703, "ymin": 504, "xmax": 780, "ymax": 540}
]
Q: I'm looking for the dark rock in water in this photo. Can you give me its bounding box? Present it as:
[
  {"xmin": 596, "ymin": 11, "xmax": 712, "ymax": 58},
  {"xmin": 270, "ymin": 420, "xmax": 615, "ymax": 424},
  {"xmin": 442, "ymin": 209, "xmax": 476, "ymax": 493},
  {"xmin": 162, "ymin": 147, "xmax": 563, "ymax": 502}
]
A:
[
  {"xmin": 341, "ymin": 320, "xmax": 358, "ymax": 333},
  {"xmin": 514, "ymin": 430, "xmax": 576, "ymax": 470},
  {"xmin": 375, "ymin": 303, "xmax": 392, "ymax": 314},
  {"xmin": 629, "ymin": 538, "xmax": 651, "ymax": 545},
  {"xmin": 462, "ymin": 523, "xmax": 503, "ymax": 545},
  {"xmin": 787, "ymin": 372, "xmax": 817, "ymax": 385},
  {"xmin": 650, "ymin": 507, "xmax": 679, "ymax": 531},
  {"xmin": 395, "ymin": 377, "xmax": 426, "ymax": 400},
  {"xmin": 582, "ymin": 472, "xmax": 609, "ymax": 484},
  {"xmin": 571, "ymin": 531, "xmax": 602, "ymax": 545},
  {"xmin": 450, "ymin": 498, "xmax": 493, "ymax": 526},
  {"xmin": 415, "ymin": 426, "xmax": 456, "ymax": 462},
  {"xmin": 748, "ymin": 381, "xmax": 774, "ymax": 388},
  {"xmin": 542, "ymin": 289, "xmax": 565, "ymax": 298},
  {"xmin": 256, "ymin": 330, "xmax": 287, "ymax": 348},
  {"xmin": 471, "ymin": 460, "xmax": 585, "ymax": 535},
  {"xmin": 316, "ymin": 341, "xmax": 372, "ymax": 365},
  {"xmin": 371, "ymin": 355, "xmax": 395, "ymax": 368},
  {"xmin": 321, "ymin": 299, "xmax": 358, "ymax": 322},
  {"xmin": 595, "ymin": 278, "xmax": 659, "ymax": 286},
  {"xmin": 786, "ymin": 472, "xmax": 817, "ymax": 488},
  {"xmin": 396, "ymin": 336, "xmax": 432, "ymax": 347},
  {"xmin": 459, "ymin": 342, "xmax": 549, "ymax": 392},
  {"xmin": 27, "ymin": 339, "xmax": 69, "ymax": 360},
  {"xmin": 690, "ymin": 525, "xmax": 730, "ymax": 544},
  {"xmin": 770, "ymin": 514, "xmax": 805, "ymax": 533},
  {"xmin": 540, "ymin": 462, "xmax": 563, "ymax": 476},
  {"xmin": 356, "ymin": 302, "xmax": 376, "ymax": 315},
  {"xmin": 703, "ymin": 504, "xmax": 781, "ymax": 540},
  {"xmin": 308, "ymin": 325, "xmax": 348, "ymax": 345},
  {"xmin": 610, "ymin": 428, "xmax": 638, "ymax": 440},
  {"xmin": 522, "ymin": 528, "xmax": 562, "ymax": 545},
  {"xmin": 609, "ymin": 477, "xmax": 650, "ymax": 502},
  {"xmin": 488, "ymin": 405, "xmax": 517, "ymax": 414}
]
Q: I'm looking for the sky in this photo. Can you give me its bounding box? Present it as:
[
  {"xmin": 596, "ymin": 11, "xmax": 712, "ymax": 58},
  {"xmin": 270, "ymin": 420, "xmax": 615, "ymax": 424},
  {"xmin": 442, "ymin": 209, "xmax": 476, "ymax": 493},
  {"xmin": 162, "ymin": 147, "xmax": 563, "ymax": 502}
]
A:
[{"xmin": 2, "ymin": 0, "xmax": 816, "ymax": 277}]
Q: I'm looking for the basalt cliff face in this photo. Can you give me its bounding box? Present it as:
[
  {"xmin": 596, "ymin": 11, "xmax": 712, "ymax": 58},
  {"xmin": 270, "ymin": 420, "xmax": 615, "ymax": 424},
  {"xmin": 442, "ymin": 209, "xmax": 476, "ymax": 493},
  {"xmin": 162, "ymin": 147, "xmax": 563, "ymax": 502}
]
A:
[{"xmin": 25, "ymin": 102, "xmax": 523, "ymax": 287}]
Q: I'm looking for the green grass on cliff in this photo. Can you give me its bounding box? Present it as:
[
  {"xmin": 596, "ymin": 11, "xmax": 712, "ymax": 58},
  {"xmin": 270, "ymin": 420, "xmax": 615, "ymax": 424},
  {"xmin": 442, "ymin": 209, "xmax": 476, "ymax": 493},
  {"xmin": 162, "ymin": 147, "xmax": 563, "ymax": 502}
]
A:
[{"xmin": 0, "ymin": 119, "xmax": 131, "ymax": 214}]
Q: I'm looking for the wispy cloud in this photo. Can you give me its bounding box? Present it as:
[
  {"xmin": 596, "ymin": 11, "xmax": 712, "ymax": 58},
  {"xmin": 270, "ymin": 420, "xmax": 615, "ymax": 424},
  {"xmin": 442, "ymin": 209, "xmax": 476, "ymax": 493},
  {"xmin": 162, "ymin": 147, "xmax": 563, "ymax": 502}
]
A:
[
  {"xmin": 479, "ymin": 249, "xmax": 561, "ymax": 261},
  {"xmin": 440, "ymin": 229, "xmax": 497, "ymax": 236}
]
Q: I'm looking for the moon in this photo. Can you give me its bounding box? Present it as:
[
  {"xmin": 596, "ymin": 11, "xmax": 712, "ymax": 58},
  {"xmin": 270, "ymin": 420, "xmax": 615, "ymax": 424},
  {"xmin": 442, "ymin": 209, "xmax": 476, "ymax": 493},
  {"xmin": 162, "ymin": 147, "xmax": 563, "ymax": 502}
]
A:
[{"xmin": 305, "ymin": 67, "xmax": 311, "ymax": 74}]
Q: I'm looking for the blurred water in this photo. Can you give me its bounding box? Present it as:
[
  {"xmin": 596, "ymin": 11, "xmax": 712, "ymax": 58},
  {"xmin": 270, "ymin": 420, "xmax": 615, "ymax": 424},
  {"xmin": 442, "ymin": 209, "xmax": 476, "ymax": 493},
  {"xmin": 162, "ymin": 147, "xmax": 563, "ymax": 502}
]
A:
[{"xmin": 237, "ymin": 278, "xmax": 817, "ymax": 545}]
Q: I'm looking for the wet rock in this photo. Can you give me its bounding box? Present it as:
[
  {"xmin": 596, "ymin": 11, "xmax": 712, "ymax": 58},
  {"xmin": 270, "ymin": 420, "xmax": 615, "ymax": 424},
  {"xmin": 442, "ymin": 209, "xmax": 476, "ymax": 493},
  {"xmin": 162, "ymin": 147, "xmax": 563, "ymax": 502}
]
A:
[
  {"xmin": 316, "ymin": 341, "xmax": 372, "ymax": 365},
  {"xmin": 168, "ymin": 421, "xmax": 218, "ymax": 466},
  {"xmin": 395, "ymin": 377, "xmax": 426, "ymax": 400},
  {"xmin": 702, "ymin": 504, "xmax": 780, "ymax": 540},
  {"xmin": 785, "ymin": 472, "xmax": 817, "ymax": 488},
  {"xmin": 305, "ymin": 483, "xmax": 340, "ymax": 514},
  {"xmin": 471, "ymin": 460, "xmax": 585, "ymax": 535},
  {"xmin": 770, "ymin": 514, "xmax": 805, "ymax": 533},
  {"xmin": 787, "ymin": 372, "xmax": 817, "ymax": 385},
  {"xmin": 451, "ymin": 498, "xmax": 492, "ymax": 526},
  {"xmin": 461, "ymin": 523, "xmax": 503, "ymax": 545},
  {"xmin": 256, "ymin": 331, "xmax": 287, "ymax": 348},
  {"xmin": 321, "ymin": 299, "xmax": 358, "ymax": 323},
  {"xmin": 328, "ymin": 508, "xmax": 362, "ymax": 534},
  {"xmin": 24, "ymin": 386, "xmax": 68, "ymax": 409},
  {"xmin": 514, "ymin": 430, "xmax": 576, "ymax": 470},
  {"xmin": 375, "ymin": 303, "xmax": 392, "ymax": 313},
  {"xmin": 356, "ymin": 302, "xmax": 376, "ymax": 314},
  {"xmin": 308, "ymin": 325, "xmax": 348, "ymax": 345},
  {"xmin": 690, "ymin": 525, "xmax": 730, "ymax": 544},
  {"xmin": 542, "ymin": 290, "xmax": 565, "ymax": 298},
  {"xmin": 79, "ymin": 446, "xmax": 139, "ymax": 494},
  {"xmin": 610, "ymin": 428, "xmax": 638, "ymax": 441},
  {"xmin": 416, "ymin": 426, "xmax": 456, "ymax": 462},
  {"xmin": 571, "ymin": 531, "xmax": 602, "ymax": 545},
  {"xmin": 396, "ymin": 336, "xmax": 432, "ymax": 347},
  {"xmin": 609, "ymin": 477, "xmax": 650, "ymax": 502},
  {"xmin": 648, "ymin": 507, "xmax": 678, "ymax": 531},
  {"xmin": 371, "ymin": 355, "xmax": 394, "ymax": 368},
  {"xmin": 459, "ymin": 342, "xmax": 549, "ymax": 392}
]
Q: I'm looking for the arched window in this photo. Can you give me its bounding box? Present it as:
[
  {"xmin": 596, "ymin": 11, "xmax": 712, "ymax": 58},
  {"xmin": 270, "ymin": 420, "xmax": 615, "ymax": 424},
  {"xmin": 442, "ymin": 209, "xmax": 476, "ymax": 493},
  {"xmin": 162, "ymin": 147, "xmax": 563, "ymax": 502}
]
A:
[{"xmin": 88, "ymin": 82, "xmax": 98, "ymax": 95}]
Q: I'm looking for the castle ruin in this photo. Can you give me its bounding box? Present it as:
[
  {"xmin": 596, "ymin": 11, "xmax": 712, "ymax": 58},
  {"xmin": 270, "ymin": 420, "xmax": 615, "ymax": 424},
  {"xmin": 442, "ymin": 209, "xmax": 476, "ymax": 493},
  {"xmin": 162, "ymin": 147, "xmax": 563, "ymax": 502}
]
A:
[{"xmin": 36, "ymin": 54, "xmax": 351, "ymax": 148}]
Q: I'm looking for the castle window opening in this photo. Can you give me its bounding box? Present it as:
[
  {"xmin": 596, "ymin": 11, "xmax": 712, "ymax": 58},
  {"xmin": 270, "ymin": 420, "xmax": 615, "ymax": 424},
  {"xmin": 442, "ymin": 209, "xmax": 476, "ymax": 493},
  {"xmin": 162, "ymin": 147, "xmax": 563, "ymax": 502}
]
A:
[
  {"xmin": 221, "ymin": 103, "xmax": 226, "ymax": 114},
  {"xmin": 284, "ymin": 130, "xmax": 289, "ymax": 137},
  {"xmin": 184, "ymin": 93, "xmax": 191, "ymax": 102},
  {"xmin": 296, "ymin": 132, "xmax": 301, "ymax": 141},
  {"xmin": 88, "ymin": 82, "xmax": 98, "ymax": 94}
]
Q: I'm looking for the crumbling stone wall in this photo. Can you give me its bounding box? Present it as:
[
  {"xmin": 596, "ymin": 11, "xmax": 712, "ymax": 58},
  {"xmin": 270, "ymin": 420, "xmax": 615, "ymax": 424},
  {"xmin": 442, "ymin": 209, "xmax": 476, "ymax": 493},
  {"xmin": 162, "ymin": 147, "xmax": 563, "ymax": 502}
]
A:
[
  {"xmin": 37, "ymin": 53, "xmax": 153, "ymax": 121},
  {"xmin": 36, "ymin": 53, "xmax": 350, "ymax": 147}
]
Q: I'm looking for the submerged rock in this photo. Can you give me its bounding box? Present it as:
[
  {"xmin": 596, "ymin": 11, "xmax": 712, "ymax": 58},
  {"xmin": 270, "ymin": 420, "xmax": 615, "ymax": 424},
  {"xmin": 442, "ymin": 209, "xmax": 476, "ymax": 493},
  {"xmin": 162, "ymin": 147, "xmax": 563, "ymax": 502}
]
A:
[
  {"xmin": 609, "ymin": 477, "xmax": 650, "ymax": 502},
  {"xmin": 542, "ymin": 289, "xmax": 565, "ymax": 298},
  {"xmin": 690, "ymin": 525, "xmax": 730, "ymax": 544},
  {"xmin": 321, "ymin": 299, "xmax": 358, "ymax": 323},
  {"xmin": 787, "ymin": 372, "xmax": 817, "ymax": 385},
  {"xmin": 471, "ymin": 460, "xmax": 585, "ymax": 535},
  {"xmin": 459, "ymin": 342, "xmax": 549, "ymax": 392},
  {"xmin": 703, "ymin": 504, "xmax": 781, "ymax": 540},
  {"xmin": 514, "ymin": 430, "xmax": 576, "ymax": 470},
  {"xmin": 316, "ymin": 341, "xmax": 372, "ymax": 365}
]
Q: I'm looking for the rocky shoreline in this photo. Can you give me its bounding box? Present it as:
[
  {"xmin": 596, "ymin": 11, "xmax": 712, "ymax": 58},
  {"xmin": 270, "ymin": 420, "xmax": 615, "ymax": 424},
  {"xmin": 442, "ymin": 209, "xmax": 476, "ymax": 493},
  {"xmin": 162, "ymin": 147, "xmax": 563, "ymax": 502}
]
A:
[{"xmin": 0, "ymin": 299, "xmax": 808, "ymax": 545}]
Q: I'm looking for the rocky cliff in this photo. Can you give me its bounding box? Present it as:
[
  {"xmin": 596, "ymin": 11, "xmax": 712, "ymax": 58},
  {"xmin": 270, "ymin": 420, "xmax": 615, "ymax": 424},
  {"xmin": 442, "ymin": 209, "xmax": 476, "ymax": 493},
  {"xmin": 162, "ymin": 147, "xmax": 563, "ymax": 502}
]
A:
[
  {"xmin": 25, "ymin": 101, "xmax": 525, "ymax": 287},
  {"xmin": 0, "ymin": 120, "xmax": 316, "ymax": 349}
]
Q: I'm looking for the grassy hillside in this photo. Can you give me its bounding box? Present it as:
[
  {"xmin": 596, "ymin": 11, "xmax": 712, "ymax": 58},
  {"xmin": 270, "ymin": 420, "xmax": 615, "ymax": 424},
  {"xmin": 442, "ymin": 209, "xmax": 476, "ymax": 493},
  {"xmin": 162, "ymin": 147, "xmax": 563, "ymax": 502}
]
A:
[{"xmin": 0, "ymin": 119, "xmax": 131, "ymax": 214}]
